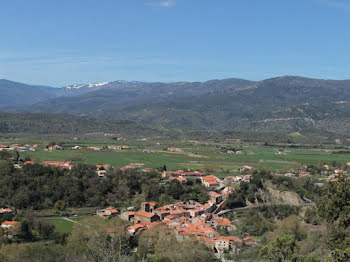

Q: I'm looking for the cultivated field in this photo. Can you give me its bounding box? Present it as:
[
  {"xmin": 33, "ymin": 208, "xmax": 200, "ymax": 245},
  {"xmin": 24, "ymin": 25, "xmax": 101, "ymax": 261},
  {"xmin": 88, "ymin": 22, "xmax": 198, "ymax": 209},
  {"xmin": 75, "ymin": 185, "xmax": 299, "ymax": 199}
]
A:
[{"xmin": 2, "ymin": 137, "xmax": 349, "ymax": 177}]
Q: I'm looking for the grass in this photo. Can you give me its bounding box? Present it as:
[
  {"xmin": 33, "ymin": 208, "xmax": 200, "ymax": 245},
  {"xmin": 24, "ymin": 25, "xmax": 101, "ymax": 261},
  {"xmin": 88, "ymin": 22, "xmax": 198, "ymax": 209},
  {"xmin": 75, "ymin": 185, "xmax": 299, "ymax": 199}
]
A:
[{"xmin": 49, "ymin": 219, "xmax": 74, "ymax": 234}]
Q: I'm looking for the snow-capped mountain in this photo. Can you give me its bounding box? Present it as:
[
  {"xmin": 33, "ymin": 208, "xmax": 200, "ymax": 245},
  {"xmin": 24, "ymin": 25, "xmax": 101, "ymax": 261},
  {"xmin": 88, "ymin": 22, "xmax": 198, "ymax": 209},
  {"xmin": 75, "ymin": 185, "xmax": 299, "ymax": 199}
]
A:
[{"xmin": 65, "ymin": 82, "xmax": 109, "ymax": 90}]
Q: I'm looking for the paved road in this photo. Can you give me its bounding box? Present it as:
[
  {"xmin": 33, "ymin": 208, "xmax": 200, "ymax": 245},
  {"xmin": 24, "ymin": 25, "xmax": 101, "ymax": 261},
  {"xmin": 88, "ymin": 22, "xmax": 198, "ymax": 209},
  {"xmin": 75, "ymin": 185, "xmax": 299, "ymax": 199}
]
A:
[{"xmin": 217, "ymin": 201, "xmax": 315, "ymax": 216}]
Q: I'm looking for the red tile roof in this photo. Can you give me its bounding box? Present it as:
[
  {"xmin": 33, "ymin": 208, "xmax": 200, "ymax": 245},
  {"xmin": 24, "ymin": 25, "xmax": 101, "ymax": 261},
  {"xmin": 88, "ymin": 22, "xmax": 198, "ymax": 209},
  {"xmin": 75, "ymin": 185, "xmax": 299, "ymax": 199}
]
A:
[
  {"xmin": 1, "ymin": 221, "xmax": 20, "ymax": 227},
  {"xmin": 135, "ymin": 211, "xmax": 157, "ymax": 218}
]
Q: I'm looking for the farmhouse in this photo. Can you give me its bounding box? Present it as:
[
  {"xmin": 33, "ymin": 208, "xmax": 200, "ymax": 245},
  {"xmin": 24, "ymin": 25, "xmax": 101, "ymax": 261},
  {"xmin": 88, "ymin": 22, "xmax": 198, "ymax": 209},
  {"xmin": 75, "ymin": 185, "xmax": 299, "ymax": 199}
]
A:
[
  {"xmin": 43, "ymin": 161, "xmax": 73, "ymax": 170},
  {"xmin": 1, "ymin": 221, "xmax": 20, "ymax": 229},
  {"xmin": 167, "ymin": 147, "xmax": 183, "ymax": 153}
]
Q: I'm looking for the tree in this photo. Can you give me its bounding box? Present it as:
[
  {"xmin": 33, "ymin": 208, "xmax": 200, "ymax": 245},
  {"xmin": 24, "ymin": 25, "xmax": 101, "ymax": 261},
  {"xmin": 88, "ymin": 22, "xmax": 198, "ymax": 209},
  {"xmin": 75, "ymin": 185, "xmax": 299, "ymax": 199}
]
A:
[
  {"xmin": 19, "ymin": 220, "xmax": 34, "ymax": 241},
  {"xmin": 260, "ymin": 234, "xmax": 297, "ymax": 262},
  {"xmin": 36, "ymin": 221, "xmax": 55, "ymax": 239},
  {"xmin": 54, "ymin": 200, "xmax": 66, "ymax": 212},
  {"xmin": 167, "ymin": 180, "xmax": 184, "ymax": 199},
  {"xmin": 13, "ymin": 150, "xmax": 19, "ymax": 162},
  {"xmin": 67, "ymin": 216, "xmax": 133, "ymax": 262},
  {"xmin": 317, "ymin": 177, "xmax": 350, "ymax": 261}
]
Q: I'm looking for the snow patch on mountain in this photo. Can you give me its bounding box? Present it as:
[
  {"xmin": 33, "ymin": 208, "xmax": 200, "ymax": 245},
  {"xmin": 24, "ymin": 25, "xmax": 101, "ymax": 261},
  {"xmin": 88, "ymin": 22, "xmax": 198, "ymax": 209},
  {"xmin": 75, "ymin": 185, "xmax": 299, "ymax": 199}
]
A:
[{"xmin": 66, "ymin": 82, "xmax": 109, "ymax": 89}]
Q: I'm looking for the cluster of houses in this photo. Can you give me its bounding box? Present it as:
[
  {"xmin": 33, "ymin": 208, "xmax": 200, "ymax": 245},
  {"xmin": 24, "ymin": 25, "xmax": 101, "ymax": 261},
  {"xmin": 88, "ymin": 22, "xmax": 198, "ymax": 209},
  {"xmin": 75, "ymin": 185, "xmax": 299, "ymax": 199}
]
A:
[
  {"xmin": 118, "ymin": 185, "xmax": 256, "ymax": 256},
  {"xmin": 162, "ymin": 170, "xmax": 206, "ymax": 178},
  {"xmin": 282, "ymin": 165, "xmax": 349, "ymax": 182},
  {"xmin": 324, "ymin": 168, "xmax": 349, "ymax": 181},
  {"xmin": 224, "ymin": 175, "xmax": 252, "ymax": 185},
  {"xmin": 86, "ymin": 145, "xmax": 130, "ymax": 151},
  {"xmin": 90, "ymin": 167, "xmax": 257, "ymax": 256},
  {"xmin": 0, "ymin": 144, "xmax": 37, "ymax": 152},
  {"xmin": 18, "ymin": 159, "xmax": 153, "ymax": 177},
  {"xmin": 42, "ymin": 144, "xmax": 131, "ymax": 152},
  {"xmin": 19, "ymin": 160, "xmax": 75, "ymax": 170}
]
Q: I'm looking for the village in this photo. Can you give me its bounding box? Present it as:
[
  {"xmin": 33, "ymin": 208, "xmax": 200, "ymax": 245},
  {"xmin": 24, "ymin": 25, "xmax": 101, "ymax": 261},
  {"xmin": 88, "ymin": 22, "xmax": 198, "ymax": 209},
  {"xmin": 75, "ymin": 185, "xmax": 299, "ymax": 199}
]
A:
[
  {"xmin": 0, "ymin": 162, "xmax": 258, "ymax": 259},
  {"xmin": 93, "ymin": 168, "xmax": 257, "ymax": 259},
  {"xmin": 1, "ymin": 140, "xmax": 350, "ymax": 261}
]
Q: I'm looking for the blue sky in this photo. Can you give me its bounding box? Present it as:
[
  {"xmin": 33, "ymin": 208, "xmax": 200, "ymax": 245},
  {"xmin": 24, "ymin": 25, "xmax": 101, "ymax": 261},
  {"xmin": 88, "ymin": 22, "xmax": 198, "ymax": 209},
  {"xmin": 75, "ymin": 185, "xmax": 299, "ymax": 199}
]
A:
[{"xmin": 0, "ymin": 0, "xmax": 349, "ymax": 86}]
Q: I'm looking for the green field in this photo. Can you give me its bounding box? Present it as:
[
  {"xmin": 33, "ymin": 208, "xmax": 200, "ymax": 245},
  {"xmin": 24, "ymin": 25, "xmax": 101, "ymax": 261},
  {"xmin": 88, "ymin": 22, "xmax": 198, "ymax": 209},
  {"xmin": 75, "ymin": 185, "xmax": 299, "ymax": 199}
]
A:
[
  {"xmin": 48, "ymin": 218, "xmax": 75, "ymax": 233},
  {"xmin": 3, "ymin": 137, "xmax": 350, "ymax": 175}
]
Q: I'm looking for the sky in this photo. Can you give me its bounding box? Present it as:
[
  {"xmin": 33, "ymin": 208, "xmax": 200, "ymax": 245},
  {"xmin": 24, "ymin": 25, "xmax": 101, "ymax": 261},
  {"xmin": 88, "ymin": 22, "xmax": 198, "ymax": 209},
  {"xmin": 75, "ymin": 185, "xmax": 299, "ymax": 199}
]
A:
[{"xmin": 0, "ymin": 0, "xmax": 350, "ymax": 86}]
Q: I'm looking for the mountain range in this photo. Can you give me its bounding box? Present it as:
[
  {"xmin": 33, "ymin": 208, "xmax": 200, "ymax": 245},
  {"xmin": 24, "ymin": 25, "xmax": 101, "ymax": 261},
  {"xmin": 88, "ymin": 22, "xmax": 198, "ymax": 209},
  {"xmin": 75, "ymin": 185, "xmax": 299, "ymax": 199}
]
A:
[{"xmin": 1, "ymin": 76, "xmax": 350, "ymax": 135}]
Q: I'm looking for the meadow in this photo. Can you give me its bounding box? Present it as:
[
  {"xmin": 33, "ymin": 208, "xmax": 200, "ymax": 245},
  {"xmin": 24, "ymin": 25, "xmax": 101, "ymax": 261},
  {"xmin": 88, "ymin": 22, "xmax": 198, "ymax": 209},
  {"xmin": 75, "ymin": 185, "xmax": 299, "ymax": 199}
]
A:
[
  {"xmin": 4, "ymin": 137, "xmax": 349, "ymax": 176},
  {"xmin": 48, "ymin": 218, "xmax": 75, "ymax": 234}
]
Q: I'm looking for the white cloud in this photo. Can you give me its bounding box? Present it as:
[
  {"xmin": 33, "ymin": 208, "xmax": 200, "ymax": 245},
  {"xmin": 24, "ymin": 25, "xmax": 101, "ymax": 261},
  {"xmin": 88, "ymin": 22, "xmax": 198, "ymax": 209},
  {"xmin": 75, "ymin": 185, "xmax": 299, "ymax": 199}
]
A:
[{"xmin": 146, "ymin": 0, "xmax": 175, "ymax": 8}]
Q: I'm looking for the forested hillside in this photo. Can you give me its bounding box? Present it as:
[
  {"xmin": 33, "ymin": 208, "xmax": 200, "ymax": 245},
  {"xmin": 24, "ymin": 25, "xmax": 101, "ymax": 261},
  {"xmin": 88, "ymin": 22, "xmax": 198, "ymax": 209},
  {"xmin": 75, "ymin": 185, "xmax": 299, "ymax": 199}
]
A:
[
  {"xmin": 0, "ymin": 112, "xmax": 163, "ymax": 138},
  {"xmin": 2, "ymin": 76, "xmax": 350, "ymax": 134}
]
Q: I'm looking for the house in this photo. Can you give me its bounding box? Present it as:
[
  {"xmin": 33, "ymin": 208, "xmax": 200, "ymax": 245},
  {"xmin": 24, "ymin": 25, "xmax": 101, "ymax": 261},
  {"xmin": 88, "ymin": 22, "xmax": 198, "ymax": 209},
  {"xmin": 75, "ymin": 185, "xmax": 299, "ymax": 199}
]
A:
[
  {"xmin": 120, "ymin": 211, "xmax": 135, "ymax": 221},
  {"xmin": 284, "ymin": 172, "xmax": 296, "ymax": 177},
  {"xmin": 43, "ymin": 161, "xmax": 73, "ymax": 170},
  {"xmin": 213, "ymin": 237, "xmax": 230, "ymax": 253},
  {"xmin": 299, "ymin": 171, "xmax": 311, "ymax": 177},
  {"xmin": 208, "ymin": 191, "xmax": 223, "ymax": 204},
  {"xmin": 96, "ymin": 165, "xmax": 110, "ymax": 177},
  {"xmin": 167, "ymin": 147, "xmax": 183, "ymax": 153},
  {"xmin": 134, "ymin": 211, "xmax": 160, "ymax": 223},
  {"xmin": 243, "ymin": 174, "xmax": 252, "ymax": 182},
  {"xmin": 163, "ymin": 170, "xmax": 206, "ymax": 178},
  {"xmin": 0, "ymin": 145, "xmax": 9, "ymax": 151},
  {"xmin": 87, "ymin": 146, "xmax": 102, "ymax": 151},
  {"xmin": 210, "ymin": 217, "xmax": 234, "ymax": 231},
  {"xmin": 120, "ymin": 164, "xmax": 143, "ymax": 171},
  {"xmin": 170, "ymin": 176, "xmax": 187, "ymax": 183},
  {"xmin": 243, "ymin": 236, "xmax": 258, "ymax": 246},
  {"xmin": 142, "ymin": 167, "xmax": 153, "ymax": 173},
  {"xmin": 239, "ymin": 165, "xmax": 253, "ymax": 172},
  {"xmin": 96, "ymin": 164, "xmax": 110, "ymax": 170},
  {"xmin": 127, "ymin": 224, "xmax": 146, "ymax": 235},
  {"xmin": 224, "ymin": 176, "xmax": 237, "ymax": 185},
  {"xmin": 71, "ymin": 146, "xmax": 81, "ymax": 150},
  {"xmin": 201, "ymin": 175, "xmax": 220, "ymax": 189},
  {"xmin": 221, "ymin": 187, "xmax": 234, "ymax": 199},
  {"xmin": 141, "ymin": 202, "xmax": 157, "ymax": 212},
  {"xmin": 0, "ymin": 208, "xmax": 13, "ymax": 217},
  {"xmin": 96, "ymin": 170, "xmax": 108, "ymax": 177},
  {"xmin": 107, "ymin": 145, "xmax": 122, "ymax": 150},
  {"xmin": 23, "ymin": 161, "xmax": 34, "ymax": 165},
  {"xmin": 1, "ymin": 221, "xmax": 20, "ymax": 229},
  {"xmin": 96, "ymin": 207, "xmax": 119, "ymax": 217},
  {"xmin": 48, "ymin": 145, "xmax": 63, "ymax": 151}
]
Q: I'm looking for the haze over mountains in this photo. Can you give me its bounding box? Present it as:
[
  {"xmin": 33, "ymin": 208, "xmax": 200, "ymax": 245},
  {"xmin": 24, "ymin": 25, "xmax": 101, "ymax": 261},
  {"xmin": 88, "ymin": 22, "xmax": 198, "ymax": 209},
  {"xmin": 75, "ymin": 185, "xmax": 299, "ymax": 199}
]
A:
[{"xmin": 1, "ymin": 76, "xmax": 350, "ymax": 135}]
